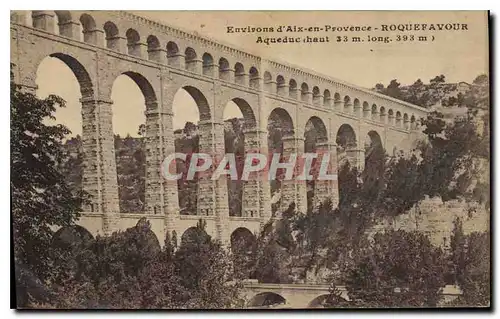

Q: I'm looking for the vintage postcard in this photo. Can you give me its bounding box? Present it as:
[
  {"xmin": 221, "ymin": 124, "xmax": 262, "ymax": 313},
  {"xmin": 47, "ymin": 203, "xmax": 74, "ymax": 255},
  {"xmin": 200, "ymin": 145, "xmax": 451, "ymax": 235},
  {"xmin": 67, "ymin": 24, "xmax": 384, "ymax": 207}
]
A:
[{"xmin": 10, "ymin": 10, "xmax": 490, "ymax": 309}]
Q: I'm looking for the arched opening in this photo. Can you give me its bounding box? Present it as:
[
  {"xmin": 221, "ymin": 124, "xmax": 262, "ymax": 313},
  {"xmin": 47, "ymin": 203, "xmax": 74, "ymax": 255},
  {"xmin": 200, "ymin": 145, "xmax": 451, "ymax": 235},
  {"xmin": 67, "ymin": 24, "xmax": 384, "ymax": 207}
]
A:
[
  {"xmin": 362, "ymin": 101, "xmax": 370, "ymax": 118},
  {"xmin": 223, "ymin": 101, "xmax": 244, "ymax": 217},
  {"xmin": 181, "ymin": 226, "xmax": 210, "ymax": 246},
  {"xmin": 230, "ymin": 227, "xmax": 257, "ymax": 279},
  {"xmin": 334, "ymin": 92, "xmax": 341, "ymax": 109},
  {"xmin": 263, "ymin": 71, "xmax": 273, "ymax": 92},
  {"xmin": 379, "ymin": 106, "xmax": 386, "ymax": 123},
  {"xmin": 55, "ymin": 11, "xmax": 81, "ymax": 39},
  {"xmin": 249, "ymin": 66, "xmax": 259, "ymax": 89},
  {"xmin": 103, "ymin": 21, "xmax": 120, "ymax": 50},
  {"xmin": 410, "ymin": 115, "xmax": 417, "ymax": 129},
  {"xmin": 111, "ymin": 72, "xmax": 156, "ymax": 214},
  {"xmin": 304, "ymin": 116, "xmax": 328, "ymax": 212},
  {"xmin": 223, "ymin": 98, "xmax": 257, "ymax": 217},
  {"xmin": 388, "ymin": 109, "xmax": 394, "ymax": 125},
  {"xmin": 166, "ymin": 41, "xmax": 180, "ymax": 66},
  {"xmin": 35, "ymin": 54, "xmax": 94, "ymax": 200},
  {"xmin": 146, "ymin": 35, "xmax": 161, "ymax": 62},
  {"xmin": 396, "ymin": 111, "xmax": 402, "ymax": 127},
  {"xmin": 219, "ymin": 57, "xmax": 230, "ymax": 80},
  {"xmin": 79, "ymin": 13, "xmax": 97, "ymax": 44},
  {"xmin": 248, "ymin": 292, "xmax": 287, "ymax": 308},
  {"xmin": 267, "ymin": 108, "xmax": 295, "ymax": 216},
  {"xmin": 202, "ymin": 53, "xmax": 214, "ymax": 76},
  {"xmin": 172, "ymin": 86, "xmax": 211, "ymax": 215},
  {"xmin": 307, "ymin": 294, "xmax": 349, "ymax": 308},
  {"xmin": 289, "ymin": 79, "xmax": 298, "ymax": 99},
  {"xmin": 185, "ymin": 47, "xmax": 198, "ymax": 72},
  {"xmin": 371, "ymin": 104, "xmax": 378, "ymax": 120},
  {"xmin": 126, "ymin": 28, "xmax": 141, "ymax": 57},
  {"xmin": 234, "ymin": 62, "xmax": 246, "ymax": 85},
  {"xmin": 300, "ymin": 82, "xmax": 309, "ymax": 102},
  {"xmin": 312, "ymin": 86, "xmax": 321, "ymax": 105},
  {"xmin": 276, "ymin": 75, "xmax": 286, "ymax": 95},
  {"xmin": 403, "ymin": 113, "xmax": 410, "ymax": 129},
  {"xmin": 344, "ymin": 95, "xmax": 351, "ymax": 113},
  {"xmin": 353, "ymin": 98, "xmax": 361, "ymax": 116},
  {"xmin": 336, "ymin": 124, "xmax": 357, "ymax": 204},
  {"xmin": 323, "ymin": 89, "xmax": 331, "ymax": 107}
]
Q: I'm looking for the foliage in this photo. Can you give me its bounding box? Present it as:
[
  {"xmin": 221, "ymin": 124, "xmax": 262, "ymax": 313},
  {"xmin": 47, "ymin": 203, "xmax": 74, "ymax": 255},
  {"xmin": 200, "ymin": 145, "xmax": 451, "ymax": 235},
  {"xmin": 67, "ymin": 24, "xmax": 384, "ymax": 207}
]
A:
[
  {"xmin": 448, "ymin": 219, "xmax": 490, "ymax": 307},
  {"xmin": 332, "ymin": 230, "xmax": 447, "ymax": 308},
  {"xmin": 46, "ymin": 219, "xmax": 242, "ymax": 309},
  {"xmin": 11, "ymin": 81, "xmax": 86, "ymax": 307}
]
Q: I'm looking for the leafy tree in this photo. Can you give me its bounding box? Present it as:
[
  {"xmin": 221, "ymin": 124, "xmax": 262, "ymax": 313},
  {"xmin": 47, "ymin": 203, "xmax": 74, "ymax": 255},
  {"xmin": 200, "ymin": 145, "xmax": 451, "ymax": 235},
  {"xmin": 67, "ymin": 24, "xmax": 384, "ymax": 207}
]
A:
[
  {"xmin": 385, "ymin": 79, "xmax": 402, "ymax": 99},
  {"xmin": 173, "ymin": 219, "xmax": 242, "ymax": 308},
  {"xmin": 11, "ymin": 80, "xmax": 86, "ymax": 307},
  {"xmin": 448, "ymin": 219, "xmax": 490, "ymax": 307},
  {"xmin": 336, "ymin": 230, "xmax": 446, "ymax": 308}
]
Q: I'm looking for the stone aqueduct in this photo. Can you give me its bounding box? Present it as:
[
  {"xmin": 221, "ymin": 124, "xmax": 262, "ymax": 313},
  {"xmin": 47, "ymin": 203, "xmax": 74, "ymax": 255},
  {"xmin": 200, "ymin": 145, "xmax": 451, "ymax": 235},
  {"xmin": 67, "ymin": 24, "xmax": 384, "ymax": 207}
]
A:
[{"xmin": 11, "ymin": 10, "xmax": 429, "ymax": 248}]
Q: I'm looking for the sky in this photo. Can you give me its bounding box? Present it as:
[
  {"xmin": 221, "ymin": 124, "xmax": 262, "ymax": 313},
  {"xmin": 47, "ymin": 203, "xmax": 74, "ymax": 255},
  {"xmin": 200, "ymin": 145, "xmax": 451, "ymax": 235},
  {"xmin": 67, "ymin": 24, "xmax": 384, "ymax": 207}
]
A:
[{"xmin": 35, "ymin": 11, "xmax": 488, "ymax": 138}]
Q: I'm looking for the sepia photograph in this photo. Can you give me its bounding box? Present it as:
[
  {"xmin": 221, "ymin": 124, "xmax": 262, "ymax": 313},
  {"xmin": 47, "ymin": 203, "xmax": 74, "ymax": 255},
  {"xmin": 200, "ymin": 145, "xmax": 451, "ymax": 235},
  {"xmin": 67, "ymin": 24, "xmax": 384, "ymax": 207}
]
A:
[{"xmin": 10, "ymin": 10, "xmax": 490, "ymax": 309}]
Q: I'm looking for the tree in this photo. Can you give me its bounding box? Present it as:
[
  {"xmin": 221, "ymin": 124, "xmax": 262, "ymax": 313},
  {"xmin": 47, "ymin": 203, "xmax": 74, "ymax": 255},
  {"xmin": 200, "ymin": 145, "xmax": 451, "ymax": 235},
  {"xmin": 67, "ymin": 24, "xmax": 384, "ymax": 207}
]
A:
[
  {"xmin": 173, "ymin": 219, "xmax": 242, "ymax": 308},
  {"xmin": 337, "ymin": 230, "xmax": 446, "ymax": 308},
  {"xmin": 385, "ymin": 79, "xmax": 402, "ymax": 99},
  {"xmin": 448, "ymin": 219, "xmax": 490, "ymax": 307},
  {"xmin": 430, "ymin": 74, "xmax": 446, "ymax": 85},
  {"xmin": 11, "ymin": 80, "xmax": 86, "ymax": 307}
]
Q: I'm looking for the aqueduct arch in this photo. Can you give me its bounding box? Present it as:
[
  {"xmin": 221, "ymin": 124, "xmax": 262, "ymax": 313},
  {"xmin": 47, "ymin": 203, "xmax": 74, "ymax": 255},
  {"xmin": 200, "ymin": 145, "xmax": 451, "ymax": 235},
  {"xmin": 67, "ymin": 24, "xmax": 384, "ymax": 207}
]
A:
[{"xmin": 11, "ymin": 10, "xmax": 427, "ymax": 247}]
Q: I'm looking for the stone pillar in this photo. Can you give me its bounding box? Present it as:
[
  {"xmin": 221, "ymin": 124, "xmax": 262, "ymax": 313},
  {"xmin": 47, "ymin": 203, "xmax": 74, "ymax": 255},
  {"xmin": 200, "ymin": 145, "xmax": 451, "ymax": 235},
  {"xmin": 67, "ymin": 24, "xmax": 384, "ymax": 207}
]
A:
[
  {"xmin": 314, "ymin": 141, "xmax": 339, "ymax": 207},
  {"xmin": 144, "ymin": 102, "xmax": 162, "ymax": 215},
  {"xmin": 159, "ymin": 72, "xmax": 180, "ymax": 239},
  {"xmin": 81, "ymin": 98, "xmax": 120, "ymax": 235},
  {"xmin": 58, "ymin": 21, "xmax": 80, "ymax": 39},
  {"xmin": 83, "ymin": 29, "xmax": 104, "ymax": 46},
  {"xmin": 32, "ymin": 11, "xmax": 55, "ymax": 32},
  {"xmin": 197, "ymin": 120, "xmax": 230, "ymax": 245},
  {"xmin": 279, "ymin": 136, "xmax": 307, "ymax": 214}
]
